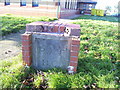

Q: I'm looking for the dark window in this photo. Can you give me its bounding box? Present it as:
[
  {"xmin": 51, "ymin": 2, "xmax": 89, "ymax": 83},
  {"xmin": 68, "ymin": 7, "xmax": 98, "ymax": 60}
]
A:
[
  {"xmin": 67, "ymin": 1, "xmax": 69, "ymax": 9},
  {"xmin": 70, "ymin": 1, "xmax": 72, "ymax": 9},
  {"xmin": 83, "ymin": 4, "xmax": 87, "ymax": 10},
  {"xmin": 20, "ymin": 0, "xmax": 26, "ymax": 6},
  {"xmin": 65, "ymin": 0, "xmax": 71, "ymax": 9},
  {"xmin": 5, "ymin": 0, "xmax": 10, "ymax": 5},
  {"xmin": 32, "ymin": 0, "xmax": 39, "ymax": 7},
  {"xmin": 77, "ymin": 2, "xmax": 80, "ymax": 9},
  {"xmin": 65, "ymin": 1, "xmax": 67, "ymax": 9}
]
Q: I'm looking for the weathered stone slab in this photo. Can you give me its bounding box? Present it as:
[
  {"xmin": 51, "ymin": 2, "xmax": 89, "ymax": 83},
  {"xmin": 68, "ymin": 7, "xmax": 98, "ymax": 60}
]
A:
[{"xmin": 32, "ymin": 33, "xmax": 71, "ymax": 70}]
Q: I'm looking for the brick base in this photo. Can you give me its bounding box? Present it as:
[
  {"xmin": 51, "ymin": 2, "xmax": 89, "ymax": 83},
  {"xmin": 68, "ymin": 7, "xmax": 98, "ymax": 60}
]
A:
[
  {"xmin": 22, "ymin": 33, "xmax": 32, "ymax": 66},
  {"xmin": 22, "ymin": 21, "xmax": 80, "ymax": 73}
]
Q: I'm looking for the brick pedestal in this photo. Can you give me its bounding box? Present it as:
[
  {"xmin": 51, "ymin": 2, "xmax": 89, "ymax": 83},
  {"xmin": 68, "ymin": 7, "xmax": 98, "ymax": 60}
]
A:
[{"xmin": 22, "ymin": 21, "xmax": 80, "ymax": 73}]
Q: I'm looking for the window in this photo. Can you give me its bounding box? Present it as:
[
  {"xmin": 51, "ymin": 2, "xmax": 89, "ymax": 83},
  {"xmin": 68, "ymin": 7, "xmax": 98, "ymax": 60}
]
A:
[
  {"xmin": 32, "ymin": 0, "xmax": 39, "ymax": 7},
  {"xmin": 70, "ymin": 1, "xmax": 72, "ymax": 9},
  {"xmin": 5, "ymin": 0, "xmax": 10, "ymax": 5},
  {"xmin": 77, "ymin": 2, "xmax": 80, "ymax": 9},
  {"xmin": 89, "ymin": 4, "xmax": 92, "ymax": 10},
  {"xmin": 65, "ymin": 0, "xmax": 71, "ymax": 9},
  {"xmin": 65, "ymin": 0, "xmax": 67, "ymax": 9},
  {"xmin": 83, "ymin": 4, "xmax": 87, "ymax": 10},
  {"xmin": 92, "ymin": 4, "xmax": 95, "ymax": 8},
  {"xmin": 20, "ymin": 0, "xmax": 26, "ymax": 6}
]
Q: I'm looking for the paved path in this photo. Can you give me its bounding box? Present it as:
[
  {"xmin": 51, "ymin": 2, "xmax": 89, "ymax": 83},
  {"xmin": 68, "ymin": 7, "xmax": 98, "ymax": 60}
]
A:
[
  {"xmin": 60, "ymin": 15, "xmax": 82, "ymax": 19},
  {"xmin": 0, "ymin": 30, "xmax": 25, "ymax": 60},
  {"xmin": 53, "ymin": 19, "xmax": 80, "ymax": 24},
  {"xmin": 53, "ymin": 14, "xmax": 82, "ymax": 23}
]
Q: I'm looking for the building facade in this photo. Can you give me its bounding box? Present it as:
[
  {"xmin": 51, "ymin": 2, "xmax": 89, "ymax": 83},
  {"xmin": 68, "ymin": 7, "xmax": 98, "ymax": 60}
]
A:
[
  {"xmin": 77, "ymin": 0, "xmax": 97, "ymax": 14},
  {"xmin": 0, "ymin": 0, "xmax": 97, "ymax": 18}
]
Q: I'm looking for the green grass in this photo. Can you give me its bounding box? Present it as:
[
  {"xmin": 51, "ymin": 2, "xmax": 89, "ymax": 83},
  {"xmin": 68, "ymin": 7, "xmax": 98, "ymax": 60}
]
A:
[
  {"xmin": 0, "ymin": 54, "xmax": 37, "ymax": 89},
  {"xmin": 0, "ymin": 54, "xmax": 23, "ymax": 88},
  {"xmin": 74, "ymin": 15, "xmax": 118, "ymax": 22},
  {"xmin": 0, "ymin": 14, "xmax": 57, "ymax": 36},
  {"xmin": 0, "ymin": 15, "xmax": 119, "ymax": 89}
]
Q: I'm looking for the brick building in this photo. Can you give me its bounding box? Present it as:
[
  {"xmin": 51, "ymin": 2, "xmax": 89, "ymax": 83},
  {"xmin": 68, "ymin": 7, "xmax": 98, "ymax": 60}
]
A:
[{"xmin": 0, "ymin": 0, "xmax": 97, "ymax": 18}]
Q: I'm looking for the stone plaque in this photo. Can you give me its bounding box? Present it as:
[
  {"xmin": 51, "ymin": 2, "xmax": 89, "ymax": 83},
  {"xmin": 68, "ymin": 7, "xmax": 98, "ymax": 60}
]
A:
[{"xmin": 32, "ymin": 34, "xmax": 71, "ymax": 70}]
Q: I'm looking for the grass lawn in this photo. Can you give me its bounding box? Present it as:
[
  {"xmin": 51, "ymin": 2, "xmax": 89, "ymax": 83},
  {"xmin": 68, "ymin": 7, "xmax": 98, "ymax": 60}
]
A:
[
  {"xmin": 74, "ymin": 15, "xmax": 118, "ymax": 22},
  {"xmin": 0, "ymin": 14, "xmax": 57, "ymax": 36},
  {"xmin": 0, "ymin": 15, "xmax": 119, "ymax": 89}
]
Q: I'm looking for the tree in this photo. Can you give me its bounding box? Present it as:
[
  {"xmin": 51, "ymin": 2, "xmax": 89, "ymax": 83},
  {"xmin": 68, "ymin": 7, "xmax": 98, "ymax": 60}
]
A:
[{"xmin": 105, "ymin": 6, "xmax": 112, "ymax": 13}]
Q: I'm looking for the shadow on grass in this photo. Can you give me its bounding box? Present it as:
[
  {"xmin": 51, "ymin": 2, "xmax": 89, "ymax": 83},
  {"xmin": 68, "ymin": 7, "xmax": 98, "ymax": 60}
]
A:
[{"xmin": 44, "ymin": 56, "xmax": 119, "ymax": 88}]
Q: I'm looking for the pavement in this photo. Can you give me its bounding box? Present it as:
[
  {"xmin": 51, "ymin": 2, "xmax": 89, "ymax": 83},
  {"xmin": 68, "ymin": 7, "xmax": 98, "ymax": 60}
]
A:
[
  {"xmin": 53, "ymin": 14, "xmax": 82, "ymax": 23},
  {"xmin": 0, "ymin": 30, "xmax": 25, "ymax": 60},
  {"xmin": 60, "ymin": 14, "xmax": 82, "ymax": 19}
]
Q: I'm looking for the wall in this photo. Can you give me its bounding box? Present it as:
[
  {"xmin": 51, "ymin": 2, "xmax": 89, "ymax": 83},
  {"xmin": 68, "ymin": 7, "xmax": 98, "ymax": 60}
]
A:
[
  {"xmin": 59, "ymin": 0, "xmax": 79, "ymax": 18},
  {"xmin": 60, "ymin": 9, "xmax": 79, "ymax": 18},
  {"xmin": 0, "ymin": 3, "xmax": 58, "ymax": 18},
  {"xmin": 0, "ymin": 2, "xmax": 78, "ymax": 18},
  {"xmin": 79, "ymin": 0, "xmax": 98, "ymax": 2}
]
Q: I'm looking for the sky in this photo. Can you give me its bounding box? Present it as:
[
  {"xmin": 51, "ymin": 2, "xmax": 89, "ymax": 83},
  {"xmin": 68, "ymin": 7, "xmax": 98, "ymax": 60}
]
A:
[
  {"xmin": 95, "ymin": 0, "xmax": 119, "ymax": 10},
  {"xmin": 95, "ymin": 0, "xmax": 120, "ymax": 14}
]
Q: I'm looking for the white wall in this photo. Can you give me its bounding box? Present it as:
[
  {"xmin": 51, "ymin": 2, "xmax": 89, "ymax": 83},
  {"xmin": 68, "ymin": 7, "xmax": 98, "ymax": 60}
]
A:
[{"xmin": 79, "ymin": 0, "xmax": 98, "ymax": 2}]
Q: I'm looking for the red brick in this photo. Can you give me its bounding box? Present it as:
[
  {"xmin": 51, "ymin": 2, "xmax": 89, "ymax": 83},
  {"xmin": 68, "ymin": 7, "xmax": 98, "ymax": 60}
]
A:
[
  {"xmin": 53, "ymin": 23, "xmax": 60, "ymax": 33},
  {"xmin": 22, "ymin": 40, "xmax": 32, "ymax": 46},
  {"xmin": 70, "ymin": 57, "xmax": 78, "ymax": 62},
  {"xmin": 72, "ymin": 40, "xmax": 80, "ymax": 45},
  {"xmin": 70, "ymin": 62, "xmax": 78, "ymax": 67},
  {"xmin": 23, "ymin": 56, "xmax": 32, "ymax": 61},
  {"xmin": 71, "ymin": 46, "xmax": 79, "ymax": 51},
  {"xmin": 60, "ymin": 24, "xmax": 66, "ymax": 32},
  {"xmin": 26, "ymin": 60, "xmax": 31, "ymax": 64},
  {"xmin": 50, "ymin": 25, "xmax": 55, "ymax": 32},
  {"xmin": 21, "ymin": 34, "xmax": 32, "ymax": 40},
  {"xmin": 0, "ymin": 5, "xmax": 79, "ymax": 18},
  {"xmin": 57, "ymin": 23, "xmax": 63, "ymax": 33},
  {"xmin": 22, "ymin": 51, "xmax": 31, "ymax": 57},
  {"xmin": 48, "ymin": 23, "xmax": 56, "ymax": 32},
  {"xmin": 71, "ymin": 52, "xmax": 79, "ymax": 56},
  {"xmin": 23, "ymin": 60, "xmax": 32, "ymax": 66},
  {"xmin": 73, "ymin": 67, "xmax": 77, "ymax": 72},
  {"xmin": 42, "ymin": 22, "xmax": 51, "ymax": 32},
  {"xmin": 22, "ymin": 56, "xmax": 32, "ymax": 66},
  {"xmin": 55, "ymin": 2, "xmax": 59, "ymax": 6},
  {"xmin": 22, "ymin": 46, "xmax": 32, "ymax": 51}
]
